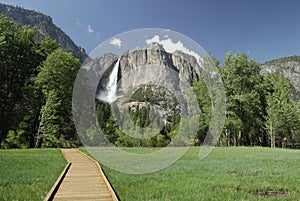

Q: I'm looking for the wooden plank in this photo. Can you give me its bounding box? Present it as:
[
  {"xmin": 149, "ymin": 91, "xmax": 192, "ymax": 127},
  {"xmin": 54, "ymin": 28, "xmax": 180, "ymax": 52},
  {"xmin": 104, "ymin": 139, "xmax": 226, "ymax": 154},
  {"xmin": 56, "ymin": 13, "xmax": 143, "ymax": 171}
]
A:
[
  {"xmin": 76, "ymin": 149, "xmax": 119, "ymax": 201},
  {"xmin": 44, "ymin": 162, "xmax": 71, "ymax": 201},
  {"xmin": 45, "ymin": 149, "xmax": 118, "ymax": 201}
]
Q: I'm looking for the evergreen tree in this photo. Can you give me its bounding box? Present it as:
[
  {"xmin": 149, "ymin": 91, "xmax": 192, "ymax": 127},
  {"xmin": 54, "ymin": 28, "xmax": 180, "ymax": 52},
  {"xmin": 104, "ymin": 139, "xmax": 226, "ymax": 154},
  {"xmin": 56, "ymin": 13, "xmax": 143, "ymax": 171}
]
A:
[
  {"xmin": 0, "ymin": 14, "xmax": 44, "ymax": 146},
  {"xmin": 36, "ymin": 90, "xmax": 62, "ymax": 148},
  {"xmin": 36, "ymin": 49, "xmax": 81, "ymax": 147},
  {"xmin": 192, "ymin": 78, "xmax": 212, "ymax": 144}
]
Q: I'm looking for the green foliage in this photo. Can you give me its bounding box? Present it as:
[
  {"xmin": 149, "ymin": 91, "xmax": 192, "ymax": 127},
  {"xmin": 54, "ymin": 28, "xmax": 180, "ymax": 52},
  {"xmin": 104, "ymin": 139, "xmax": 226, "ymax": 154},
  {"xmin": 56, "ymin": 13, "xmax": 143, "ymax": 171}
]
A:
[
  {"xmin": 220, "ymin": 52, "xmax": 265, "ymax": 146},
  {"xmin": 213, "ymin": 52, "xmax": 300, "ymax": 147},
  {"xmin": 0, "ymin": 14, "xmax": 82, "ymax": 148},
  {"xmin": 95, "ymin": 84, "xmax": 181, "ymax": 147},
  {"xmin": 192, "ymin": 78, "xmax": 211, "ymax": 143},
  {"xmin": 131, "ymin": 85, "xmax": 165, "ymax": 103},
  {"xmin": 1, "ymin": 12, "xmax": 299, "ymax": 149},
  {"xmin": 95, "ymin": 102, "xmax": 119, "ymax": 145},
  {"xmin": 36, "ymin": 49, "xmax": 80, "ymax": 97},
  {"xmin": 40, "ymin": 36, "xmax": 60, "ymax": 56},
  {"xmin": 38, "ymin": 90, "xmax": 62, "ymax": 147},
  {"xmin": 36, "ymin": 49, "xmax": 81, "ymax": 147},
  {"xmin": 129, "ymin": 104, "xmax": 151, "ymax": 128},
  {"xmin": 94, "ymin": 52, "xmax": 300, "ymax": 148},
  {"xmin": 264, "ymin": 73, "xmax": 300, "ymax": 147},
  {"xmin": 0, "ymin": 14, "xmax": 44, "ymax": 144},
  {"xmin": 1, "ymin": 130, "xmax": 23, "ymax": 148}
]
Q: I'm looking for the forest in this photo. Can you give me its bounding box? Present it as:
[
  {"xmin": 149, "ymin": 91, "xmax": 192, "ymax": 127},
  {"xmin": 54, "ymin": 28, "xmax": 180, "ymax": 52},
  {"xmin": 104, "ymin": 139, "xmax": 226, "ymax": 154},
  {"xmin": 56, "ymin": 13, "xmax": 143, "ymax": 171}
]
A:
[
  {"xmin": 1, "ymin": 14, "xmax": 299, "ymax": 149},
  {"xmin": 0, "ymin": 14, "xmax": 81, "ymax": 148}
]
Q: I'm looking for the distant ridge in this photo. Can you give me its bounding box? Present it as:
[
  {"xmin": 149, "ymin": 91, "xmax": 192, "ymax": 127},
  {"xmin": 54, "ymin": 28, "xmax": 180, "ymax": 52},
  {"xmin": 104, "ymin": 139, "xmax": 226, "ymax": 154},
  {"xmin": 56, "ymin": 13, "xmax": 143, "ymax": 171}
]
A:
[
  {"xmin": 0, "ymin": 3, "xmax": 87, "ymax": 62},
  {"xmin": 261, "ymin": 55, "xmax": 300, "ymax": 103}
]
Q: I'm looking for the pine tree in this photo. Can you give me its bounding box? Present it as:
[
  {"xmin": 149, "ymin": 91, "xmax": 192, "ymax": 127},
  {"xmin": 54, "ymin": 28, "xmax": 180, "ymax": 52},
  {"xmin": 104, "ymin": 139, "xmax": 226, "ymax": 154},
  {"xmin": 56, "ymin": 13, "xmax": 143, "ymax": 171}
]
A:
[
  {"xmin": 36, "ymin": 90, "xmax": 62, "ymax": 148},
  {"xmin": 36, "ymin": 49, "xmax": 81, "ymax": 147}
]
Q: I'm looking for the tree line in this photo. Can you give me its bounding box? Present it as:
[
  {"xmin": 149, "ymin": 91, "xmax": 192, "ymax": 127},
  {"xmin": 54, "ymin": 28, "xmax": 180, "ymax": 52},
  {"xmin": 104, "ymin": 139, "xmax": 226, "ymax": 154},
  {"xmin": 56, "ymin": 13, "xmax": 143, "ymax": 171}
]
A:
[
  {"xmin": 95, "ymin": 53, "xmax": 300, "ymax": 148},
  {"xmin": 214, "ymin": 53, "xmax": 300, "ymax": 147},
  {"xmin": 0, "ymin": 14, "xmax": 81, "ymax": 148},
  {"xmin": 1, "ymin": 14, "xmax": 299, "ymax": 148}
]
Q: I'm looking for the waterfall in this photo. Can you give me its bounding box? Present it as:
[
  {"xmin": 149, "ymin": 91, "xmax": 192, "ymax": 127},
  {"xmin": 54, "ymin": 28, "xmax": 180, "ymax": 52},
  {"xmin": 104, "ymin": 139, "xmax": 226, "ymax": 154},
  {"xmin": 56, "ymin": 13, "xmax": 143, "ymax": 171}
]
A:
[
  {"xmin": 97, "ymin": 58, "xmax": 120, "ymax": 103},
  {"xmin": 106, "ymin": 58, "xmax": 120, "ymax": 102}
]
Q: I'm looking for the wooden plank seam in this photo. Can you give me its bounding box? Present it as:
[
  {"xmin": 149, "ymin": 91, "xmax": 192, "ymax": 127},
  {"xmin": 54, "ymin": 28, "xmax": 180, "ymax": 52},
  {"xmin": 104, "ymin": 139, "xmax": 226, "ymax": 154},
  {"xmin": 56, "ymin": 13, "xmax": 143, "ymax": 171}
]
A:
[{"xmin": 75, "ymin": 149, "xmax": 119, "ymax": 201}]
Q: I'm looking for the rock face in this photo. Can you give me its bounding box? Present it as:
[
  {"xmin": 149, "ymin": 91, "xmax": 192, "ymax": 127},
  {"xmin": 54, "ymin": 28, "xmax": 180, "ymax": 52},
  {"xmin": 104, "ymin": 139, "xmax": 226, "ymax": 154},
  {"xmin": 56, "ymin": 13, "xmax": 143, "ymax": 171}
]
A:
[
  {"xmin": 118, "ymin": 42, "xmax": 201, "ymax": 94},
  {"xmin": 261, "ymin": 56, "xmax": 300, "ymax": 102},
  {"xmin": 93, "ymin": 42, "xmax": 202, "ymax": 100},
  {"xmin": 0, "ymin": 3, "xmax": 87, "ymax": 62},
  {"xmin": 91, "ymin": 42, "xmax": 202, "ymax": 120}
]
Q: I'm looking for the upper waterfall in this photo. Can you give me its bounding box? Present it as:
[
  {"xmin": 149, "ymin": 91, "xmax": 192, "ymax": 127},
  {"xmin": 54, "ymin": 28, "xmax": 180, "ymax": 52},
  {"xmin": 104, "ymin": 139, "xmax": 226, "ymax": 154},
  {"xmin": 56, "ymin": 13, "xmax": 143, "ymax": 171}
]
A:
[{"xmin": 97, "ymin": 58, "xmax": 120, "ymax": 103}]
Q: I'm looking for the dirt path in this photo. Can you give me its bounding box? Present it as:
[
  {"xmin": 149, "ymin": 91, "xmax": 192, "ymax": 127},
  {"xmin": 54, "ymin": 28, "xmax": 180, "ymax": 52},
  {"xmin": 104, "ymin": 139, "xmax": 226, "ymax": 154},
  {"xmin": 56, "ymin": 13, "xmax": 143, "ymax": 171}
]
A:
[{"xmin": 48, "ymin": 149, "xmax": 118, "ymax": 201}]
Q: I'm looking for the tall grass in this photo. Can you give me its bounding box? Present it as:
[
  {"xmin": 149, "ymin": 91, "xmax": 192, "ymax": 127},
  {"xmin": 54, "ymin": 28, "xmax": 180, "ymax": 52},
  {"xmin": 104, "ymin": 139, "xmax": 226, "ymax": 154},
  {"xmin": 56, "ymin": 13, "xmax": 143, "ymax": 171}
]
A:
[
  {"xmin": 80, "ymin": 146, "xmax": 300, "ymax": 201},
  {"xmin": 0, "ymin": 149, "xmax": 66, "ymax": 201}
]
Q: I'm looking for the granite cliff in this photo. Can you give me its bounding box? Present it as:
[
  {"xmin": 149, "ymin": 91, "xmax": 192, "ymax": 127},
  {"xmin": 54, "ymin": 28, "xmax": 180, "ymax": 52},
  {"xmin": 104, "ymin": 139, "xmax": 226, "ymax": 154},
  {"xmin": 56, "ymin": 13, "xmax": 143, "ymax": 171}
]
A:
[
  {"xmin": 0, "ymin": 3, "xmax": 87, "ymax": 62},
  {"xmin": 94, "ymin": 42, "xmax": 202, "ymax": 97},
  {"xmin": 261, "ymin": 56, "xmax": 300, "ymax": 102},
  {"xmin": 83, "ymin": 42, "xmax": 203, "ymax": 122}
]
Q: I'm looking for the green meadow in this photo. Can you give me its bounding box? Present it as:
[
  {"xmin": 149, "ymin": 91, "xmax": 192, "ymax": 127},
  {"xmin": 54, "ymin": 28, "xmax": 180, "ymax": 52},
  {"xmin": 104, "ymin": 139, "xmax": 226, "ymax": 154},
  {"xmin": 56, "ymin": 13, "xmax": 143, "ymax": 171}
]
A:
[
  {"xmin": 81, "ymin": 146, "xmax": 300, "ymax": 201},
  {"xmin": 1, "ymin": 147, "xmax": 299, "ymax": 200},
  {"xmin": 0, "ymin": 149, "xmax": 66, "ymax": 201}
]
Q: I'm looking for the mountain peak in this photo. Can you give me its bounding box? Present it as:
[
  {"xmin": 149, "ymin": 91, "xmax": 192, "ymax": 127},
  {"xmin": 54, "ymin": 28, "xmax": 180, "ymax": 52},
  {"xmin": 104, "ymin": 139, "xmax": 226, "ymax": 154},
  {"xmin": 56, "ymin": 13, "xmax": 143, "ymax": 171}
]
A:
[
  {"xmin": 261, "ymin": 55, "xmax": 300, "ymax": 103},
  {"xmin": 0, "ymin": 3, "xmax": 87, "ymax": 62},
  {"xmin": 146, "ymin": 42, "xmax": 165, "ymax": 51}
]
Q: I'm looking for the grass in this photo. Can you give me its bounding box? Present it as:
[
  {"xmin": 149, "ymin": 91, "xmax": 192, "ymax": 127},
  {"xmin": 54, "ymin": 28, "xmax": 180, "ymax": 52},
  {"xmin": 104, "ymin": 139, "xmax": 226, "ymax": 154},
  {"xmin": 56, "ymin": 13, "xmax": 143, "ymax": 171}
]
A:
[
  {"xmin": 80, "ymin": 146, "xmax": 300, "ymax": 201},
  {"xmin": 0, "ymin": 149, "xmax": 67, "ymax": 201}
]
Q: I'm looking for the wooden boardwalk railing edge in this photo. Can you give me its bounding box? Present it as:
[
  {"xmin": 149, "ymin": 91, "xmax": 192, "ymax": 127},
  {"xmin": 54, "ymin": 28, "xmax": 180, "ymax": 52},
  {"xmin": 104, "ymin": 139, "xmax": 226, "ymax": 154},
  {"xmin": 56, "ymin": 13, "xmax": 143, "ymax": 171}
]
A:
[
  {"xmin": 75, "ymin": 149, "xmax": 119, "ymax": 201},
  {"xmin": 43, "ymin": 162, "xmax": 72, "ymax": 201}
]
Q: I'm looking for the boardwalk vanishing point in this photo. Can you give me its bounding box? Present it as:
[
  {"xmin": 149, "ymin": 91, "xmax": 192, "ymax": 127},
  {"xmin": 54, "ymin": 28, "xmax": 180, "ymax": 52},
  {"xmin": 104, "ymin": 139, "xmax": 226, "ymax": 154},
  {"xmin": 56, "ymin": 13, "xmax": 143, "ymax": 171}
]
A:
[{"xmin": 44, "ymin": 149, "xmax": 118, "ymax": 201}]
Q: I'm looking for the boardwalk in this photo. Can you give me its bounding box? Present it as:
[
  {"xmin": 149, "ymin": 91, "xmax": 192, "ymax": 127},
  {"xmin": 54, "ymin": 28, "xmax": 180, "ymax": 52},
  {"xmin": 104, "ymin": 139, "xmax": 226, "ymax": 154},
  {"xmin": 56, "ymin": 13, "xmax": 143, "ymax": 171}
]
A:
[{"xmin": 46, "ymin": 149, "xmax": 118, "ymax": 201}]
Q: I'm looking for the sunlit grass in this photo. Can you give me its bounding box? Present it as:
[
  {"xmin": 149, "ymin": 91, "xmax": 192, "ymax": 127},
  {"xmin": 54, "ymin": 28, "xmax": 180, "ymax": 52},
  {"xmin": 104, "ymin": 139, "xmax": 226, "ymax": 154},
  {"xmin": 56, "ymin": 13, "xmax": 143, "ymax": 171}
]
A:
[
  {"xmin": 80, "ymin": 146, "xmax": 300, "ymax": 201},
  {"xmin": 0, "ymin": 149, "xmax": 66, "ymax": 201}
]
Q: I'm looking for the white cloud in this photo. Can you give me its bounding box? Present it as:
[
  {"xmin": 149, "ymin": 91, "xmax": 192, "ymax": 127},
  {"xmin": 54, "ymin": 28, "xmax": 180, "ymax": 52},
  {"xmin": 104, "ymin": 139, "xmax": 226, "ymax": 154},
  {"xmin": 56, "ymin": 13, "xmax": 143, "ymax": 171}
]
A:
[
  {"xmin": 146, "ymin": 35, "xmax": 202, "ymax": 62},
  {"xmin": 110, "ymin": 38, "xmax": 122, "ymax": 49},
  {"xmin": 87, "ymin": 25, "xmax": 95, "ymax": 33},
  {"xmin": 146, "ymin": 35, "xmax": 160, "ymax": 44},
  {"xmin": 76, "ymin": 20, "xmax": 100, "ymax": 39}
]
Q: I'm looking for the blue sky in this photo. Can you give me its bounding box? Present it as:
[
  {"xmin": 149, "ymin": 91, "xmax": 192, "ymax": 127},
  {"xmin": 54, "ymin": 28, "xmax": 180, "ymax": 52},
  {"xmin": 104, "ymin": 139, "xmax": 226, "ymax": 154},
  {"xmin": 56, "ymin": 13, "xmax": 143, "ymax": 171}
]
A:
[{"xmin": 1, "ymin": 0, "xmax": 300, "ymax": 63}]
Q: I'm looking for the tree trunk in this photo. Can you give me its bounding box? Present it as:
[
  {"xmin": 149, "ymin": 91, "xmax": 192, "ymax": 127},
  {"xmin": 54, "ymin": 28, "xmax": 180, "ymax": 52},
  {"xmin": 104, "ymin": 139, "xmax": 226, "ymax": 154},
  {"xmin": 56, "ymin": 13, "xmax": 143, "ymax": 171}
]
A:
[
  {"xmin": 226, "ymin": 127, "xmax": 230, "ymax": 146},
  {"xmin": 271, "ymin": 136, "xmax": 275, "ymax": 148},
  {"xmin": 34, "ymin": 121, "xmax": 43, "ymax": 148},
  {"xmin": 282, "ymin": 136, "xmax": 287, "ymax": 148},
  {"xmin": 233, "ymin": 134, "xmax": 237, "ymax": 146},
  {"xmin": 237, "ymin": 130, "xmax": 241, "ymax": 146},
  {"xmin": 270, "ymin": 122, "xmax": 275, "ymax": 148}
]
